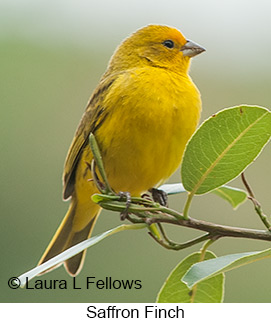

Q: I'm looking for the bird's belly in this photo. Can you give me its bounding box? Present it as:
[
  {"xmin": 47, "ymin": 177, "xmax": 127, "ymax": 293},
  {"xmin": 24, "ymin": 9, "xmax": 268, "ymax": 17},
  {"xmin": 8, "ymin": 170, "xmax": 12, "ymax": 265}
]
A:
[{"xmin": 96, "ymin": 103, "xmax": 199, "ymax": 196}]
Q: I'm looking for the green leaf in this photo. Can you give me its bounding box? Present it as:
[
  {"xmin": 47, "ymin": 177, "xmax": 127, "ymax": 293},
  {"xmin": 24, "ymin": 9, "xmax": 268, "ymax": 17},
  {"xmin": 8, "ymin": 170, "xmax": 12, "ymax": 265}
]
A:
[
  {"xmin": 181, "ymin": 106, "xmax": 271, "ymax": 195},
  {"xmin": 159, "ymin": 183, "xmax": 186, "ymax": 195},
  {"xmin": 156, "ymin": 251, "xmax": 224, "ymax": 303},
  {"xmin": 212, "ymin": 185, "xmax": 247, "ymax": 209},
  {"xmin": 182, "ymin": 248, "xmax": 271, "ymax": 288},
  {"xmin": 17, "ymin": 223, "xmax": 147, "ymax": 287},
  {"xmin": 159, "ymin": 182, "xmax": 247, "ymax": 209}
]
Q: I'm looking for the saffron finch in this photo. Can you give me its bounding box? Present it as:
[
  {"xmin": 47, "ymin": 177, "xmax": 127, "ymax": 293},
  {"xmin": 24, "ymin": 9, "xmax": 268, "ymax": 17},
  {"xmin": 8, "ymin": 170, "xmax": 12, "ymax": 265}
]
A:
[{"xmin": 38, "ymin": 25, "xmax": 205, "ymax": 276}]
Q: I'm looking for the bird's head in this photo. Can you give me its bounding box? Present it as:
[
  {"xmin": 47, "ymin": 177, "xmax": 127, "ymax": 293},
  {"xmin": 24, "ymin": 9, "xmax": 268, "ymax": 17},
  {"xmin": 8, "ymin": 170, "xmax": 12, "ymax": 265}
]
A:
[{"xmin": 107, "ymin": 25, "xmax": 205, "ymax": 75}]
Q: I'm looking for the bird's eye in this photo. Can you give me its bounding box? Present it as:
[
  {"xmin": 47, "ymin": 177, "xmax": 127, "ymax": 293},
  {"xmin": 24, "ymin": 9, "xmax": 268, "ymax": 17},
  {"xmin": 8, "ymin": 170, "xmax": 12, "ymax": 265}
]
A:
[{"xmin": 163, "ymin": 40, "xmax": 174, "ymax": 49}]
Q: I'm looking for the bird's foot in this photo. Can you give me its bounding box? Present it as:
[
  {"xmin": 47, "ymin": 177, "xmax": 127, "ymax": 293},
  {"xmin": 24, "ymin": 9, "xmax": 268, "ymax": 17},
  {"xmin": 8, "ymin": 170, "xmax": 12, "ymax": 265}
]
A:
[{"xmin": 149, "ymin": 188, "xmax": 168, "ymax": 207}]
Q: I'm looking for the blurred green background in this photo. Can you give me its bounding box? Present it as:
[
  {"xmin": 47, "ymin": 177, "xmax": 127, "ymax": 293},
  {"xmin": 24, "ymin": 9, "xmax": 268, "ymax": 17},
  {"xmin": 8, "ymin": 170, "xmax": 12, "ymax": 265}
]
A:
[{"xmin": 1, "ymin": 0, "xmax": 271, "ymax": 303}]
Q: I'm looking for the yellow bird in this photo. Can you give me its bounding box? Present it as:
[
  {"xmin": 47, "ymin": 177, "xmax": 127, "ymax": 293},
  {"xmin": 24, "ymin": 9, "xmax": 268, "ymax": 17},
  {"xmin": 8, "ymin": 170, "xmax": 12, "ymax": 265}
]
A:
[{"xmin": 38, "ymin": 25, "xmax": 205, "ymax": 276}]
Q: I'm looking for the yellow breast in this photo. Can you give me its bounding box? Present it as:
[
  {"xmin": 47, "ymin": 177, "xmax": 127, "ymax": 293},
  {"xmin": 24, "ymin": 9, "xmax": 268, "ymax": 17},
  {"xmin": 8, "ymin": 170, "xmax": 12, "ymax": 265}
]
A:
[{"xmin": 94, "ymin": 67, "xmax": 201, "ymax": 196}]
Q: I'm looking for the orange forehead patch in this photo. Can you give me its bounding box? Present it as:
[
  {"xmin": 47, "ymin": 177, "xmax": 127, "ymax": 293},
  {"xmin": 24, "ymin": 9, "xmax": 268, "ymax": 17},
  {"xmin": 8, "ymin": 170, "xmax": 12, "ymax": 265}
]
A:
[{"xmin": 132, "ymin": 25, "xmax": 187, "ymax": 47}]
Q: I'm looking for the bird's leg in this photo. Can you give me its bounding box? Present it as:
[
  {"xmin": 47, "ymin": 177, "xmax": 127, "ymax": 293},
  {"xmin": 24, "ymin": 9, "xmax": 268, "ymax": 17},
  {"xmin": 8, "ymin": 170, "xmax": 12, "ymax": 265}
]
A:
[
  {"xmin": 149, "ymin": 188, "xmax": 168, "ymax": 207},
  {"xmin": 118, "ymin": 191, "xmax": 132, "ymax": 220}
]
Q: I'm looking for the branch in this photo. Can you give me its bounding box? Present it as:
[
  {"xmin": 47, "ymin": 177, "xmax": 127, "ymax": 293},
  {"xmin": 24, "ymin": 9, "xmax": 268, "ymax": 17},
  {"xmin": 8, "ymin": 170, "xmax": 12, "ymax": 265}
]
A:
[
  {"xmin": 95, "ymin": 195, "xmax": 271, "ymax": 243},
  {"xmin": 147, "ymin": 215, "xmax": 271, "ymax": 242},
  {"xmin": 88, "ymin": 133, "xmax": 271, "ymax": 246}
]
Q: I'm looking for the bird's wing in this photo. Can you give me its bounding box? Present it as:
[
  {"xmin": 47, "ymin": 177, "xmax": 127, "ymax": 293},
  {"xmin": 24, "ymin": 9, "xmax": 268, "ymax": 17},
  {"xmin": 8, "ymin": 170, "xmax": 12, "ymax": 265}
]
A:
[{"xmin": 62, "ymin": 76, "xmax": 116, "ymax": 199}]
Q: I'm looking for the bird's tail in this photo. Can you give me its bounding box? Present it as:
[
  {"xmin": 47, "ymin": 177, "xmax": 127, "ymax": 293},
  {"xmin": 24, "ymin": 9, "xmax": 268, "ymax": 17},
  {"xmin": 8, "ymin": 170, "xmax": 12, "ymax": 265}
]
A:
[{"xmin": 38, "ymin": 198, "xmax": 101, "ymax": 276}]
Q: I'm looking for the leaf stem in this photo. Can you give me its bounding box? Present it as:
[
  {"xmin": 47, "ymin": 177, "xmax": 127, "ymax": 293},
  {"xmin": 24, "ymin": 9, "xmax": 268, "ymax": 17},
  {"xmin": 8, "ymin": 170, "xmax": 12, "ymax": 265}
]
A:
[
  {"xmin": 183, "ymin": 192, "xmax": 194, "ymax": 219},
  {"xmin": 190, "ymin": 238, "xmax": 218, "ymax": 302},
  {"xmin": 199, "ymin": 239, "xmax": 217, "ymax": 260}
]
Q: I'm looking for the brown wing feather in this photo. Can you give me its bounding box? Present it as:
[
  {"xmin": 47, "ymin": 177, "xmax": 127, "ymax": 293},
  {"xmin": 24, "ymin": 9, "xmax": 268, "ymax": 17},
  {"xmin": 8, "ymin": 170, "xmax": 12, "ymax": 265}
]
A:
[{"xmin": 62, "ymin": 76, "xmax": 115, "ymax": 200}]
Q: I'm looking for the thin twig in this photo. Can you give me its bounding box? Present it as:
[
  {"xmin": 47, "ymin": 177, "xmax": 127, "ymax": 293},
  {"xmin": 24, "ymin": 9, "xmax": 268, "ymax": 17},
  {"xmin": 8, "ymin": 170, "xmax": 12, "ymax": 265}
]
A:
[
  {"xmin": 241, "ymin": 172, "xmax": 255, "ymax": 197},
  {"xmin": 157, "ymin": 223, "xmax": 173, "ymax": 245},
  {"xmin": 241, "ymin": 172, "xmax": 271, "ymax": 231},
  {"xmin": 148, "ymin": 231, "xmax": 212, "ymax": 250}
]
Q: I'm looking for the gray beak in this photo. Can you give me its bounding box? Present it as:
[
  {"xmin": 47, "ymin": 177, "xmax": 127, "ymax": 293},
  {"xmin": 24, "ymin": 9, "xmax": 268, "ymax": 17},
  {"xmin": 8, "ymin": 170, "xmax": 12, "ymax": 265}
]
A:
[{"xmin": 181, "ymin": 40, "xmax": 205, "ymax": 57}]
